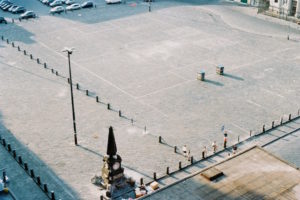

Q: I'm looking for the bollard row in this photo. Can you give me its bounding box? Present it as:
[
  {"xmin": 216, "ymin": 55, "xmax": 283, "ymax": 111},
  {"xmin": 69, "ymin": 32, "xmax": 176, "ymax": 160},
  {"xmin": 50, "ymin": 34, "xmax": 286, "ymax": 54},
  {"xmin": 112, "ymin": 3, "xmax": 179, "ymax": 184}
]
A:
[
  {"xmin": 0, "ymin": 134, "xmax": 58, "ymax": 200},
  {"xmin": 1, "ymin": 35, "xmax": 142, "ymax": 128}
]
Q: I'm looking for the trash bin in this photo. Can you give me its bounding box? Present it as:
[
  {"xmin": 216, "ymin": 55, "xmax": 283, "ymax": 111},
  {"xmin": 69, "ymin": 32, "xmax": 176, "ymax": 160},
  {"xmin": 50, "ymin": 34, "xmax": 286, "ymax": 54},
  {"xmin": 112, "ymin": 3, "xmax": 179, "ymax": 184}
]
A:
[
  {"xmin": 197, "ymin": 71, "xmax": 205, "ymax": 81},
  {"xmin": 216, "ymin": 65, "xmax": 224, "ymax": 75}
]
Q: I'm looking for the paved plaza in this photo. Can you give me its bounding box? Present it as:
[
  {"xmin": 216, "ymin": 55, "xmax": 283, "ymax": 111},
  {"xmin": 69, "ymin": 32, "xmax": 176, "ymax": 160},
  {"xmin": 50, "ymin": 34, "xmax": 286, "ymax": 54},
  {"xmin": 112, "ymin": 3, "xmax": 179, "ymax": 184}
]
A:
[{"xmin": 1, "ymin": 0, "xmax": 300, "ymax": 199}]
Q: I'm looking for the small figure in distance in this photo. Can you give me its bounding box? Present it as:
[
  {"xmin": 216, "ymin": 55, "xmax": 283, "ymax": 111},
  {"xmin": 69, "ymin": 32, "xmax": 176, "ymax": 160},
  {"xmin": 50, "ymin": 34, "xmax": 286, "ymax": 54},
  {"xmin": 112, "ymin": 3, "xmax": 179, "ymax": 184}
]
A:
[
  {"xmin": 182, "ymin": 145, "xmax": 187, "ymax": 157},
  {"xmin": 212, "ymin": 141, "xmax": 217, "ymax": 153},
  {"xmin": 187, "ymin": 150, "xmax": 191, "ymax": 161}
]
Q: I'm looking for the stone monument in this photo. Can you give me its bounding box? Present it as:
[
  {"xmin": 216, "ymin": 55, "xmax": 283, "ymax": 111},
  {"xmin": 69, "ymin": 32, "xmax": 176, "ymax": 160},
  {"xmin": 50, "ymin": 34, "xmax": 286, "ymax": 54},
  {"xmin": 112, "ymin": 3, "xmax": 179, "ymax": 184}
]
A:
[{"xmin": 92, "ymin": 126, "xmax": 135, "ymax": 199}]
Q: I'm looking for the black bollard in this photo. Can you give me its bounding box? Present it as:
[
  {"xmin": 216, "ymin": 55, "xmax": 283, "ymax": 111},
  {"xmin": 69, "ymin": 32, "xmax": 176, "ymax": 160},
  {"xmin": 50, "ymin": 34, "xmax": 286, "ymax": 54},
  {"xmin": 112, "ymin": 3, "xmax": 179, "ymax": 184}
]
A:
[
  {"xmin": 44, "ymin": 63, "xmax": 47, "ymax": 68},
  {"xmin": 18, "ymin": 46, "xmax": 20, "ymax": 51},
  {"xmin": 289, "ymin": 114, "xmax": 291, "ymax": 121},
  {"xmin": 3, "ymin": 171, "xmax": 6, "ymax": 184},
  {"xmin": 6, "ymin": 39, "xmax": 9, "ymax": 44},
  {"xmin": 153, "ymin": 172, "xmax": 157, "ymax": 181},
  {"xmin": 44, "ymin": 184, "xmax": 48, "ymax": 193},
  {"xmin": 30, "ymin": 54, "xmax": 33, "ymax": 59},
  {"xmin": 96, "ymin": 96, "xmax": 99, "ymax": 102},
  {"xmin": 30, "ymin": 169, "xmax": 35, "ymax": 178},
  {"xmin": 55, "ymin": 71, "xmax": 58, "ymax": 76},
  {"xmin": 24, "ymin": 50, "xmax": 26, "ymax": 55},
  {"xmin": 76, "ymin": 83, "xmax": 79, "ymax": 90},
  {"xmin": 12, "ymin": 42, "xmax": 14, "ymax": 47},
  {"xmin": 119, "ymin": 110, "xmax": 121, "ymax": 117},
  {"xmin": 140, "ymin": 178, "xmax": 143, "ymax": 186},
  {"xmin": 190, "ymin": 156, "xmax": 194, "ymax": 164},
  {"xmin": 51, "ymin": 191, "xmax": 55, "ymax": 200},
  {"xmin": 24, "ymin": 163, "xmax": 28, "ymax": 171},
  {"xmin": 12, "ymin": 150, "xmax": 16, "ymax": 158},
  {"xmin": 51, "ymin": 69, "xmax": 54, "ymax": 73},
  {"xmin": 158, "ymin": 136, "xmax": 162, "ymax": 143},
  {"xmin": 1, "ymin": 36, "xmax": 4, "ymax": 40},
  {"xmin": 18, "ymin": 156, "xmax": 23, "ymax": 164},
  {"xmin": 37, "ymin": 58, "xmax": 40, "ymax": 64},
  {"xmin": 86, "ymin": 90, "xmax": 89, "ymax": 96},
  {"xmin": 107, "ymin": 103, "xmax": 110, "ymax": 110},
  {"xmin": 262, "ymin": 125, "xmax": 265, "ymax": 133},
  {"xmin": 166, "ymin": 167, "xmax": 169, "ymax": 175},
  {"xmin": 67, "ymin": 78, "xmax": 70, "ymax": 84},
  {"xmin": 272, "ymin": 121, "xmax": 274, "ymax": 128},
  {"xmin": 174, "ymin": 146, "xmax": 177, "ymax": 153},
  {"xmin": 179, "ymin": 161, "xmax": 182, "ymax": 170},
  {"xmin": 7, "ymin": 144, "xmax": 11, "ymax": 152},
  {"xmin": 37, "ymin": 176, "xmax": 41, "ymax": 185},
  {"xmin": 280, "ymin": 117, "xmax": 283, "ymax": 125}
]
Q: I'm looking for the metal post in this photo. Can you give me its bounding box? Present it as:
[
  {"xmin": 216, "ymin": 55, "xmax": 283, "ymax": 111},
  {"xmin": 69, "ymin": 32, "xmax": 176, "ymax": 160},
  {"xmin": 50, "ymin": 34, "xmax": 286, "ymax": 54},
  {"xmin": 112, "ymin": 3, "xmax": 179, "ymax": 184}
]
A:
[
  {"xmin": 64, "ymin": 49, "xmax": 78, "ymax": 146},
  {"xmin": 140, "ymin": 178, "xmax": 143, "ymax": 185}
]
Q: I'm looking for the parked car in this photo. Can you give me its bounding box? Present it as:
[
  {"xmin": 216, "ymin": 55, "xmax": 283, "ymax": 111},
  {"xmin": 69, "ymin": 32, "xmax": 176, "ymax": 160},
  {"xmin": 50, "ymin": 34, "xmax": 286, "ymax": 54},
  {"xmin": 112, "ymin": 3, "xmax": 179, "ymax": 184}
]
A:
[
  {"xmin": 50, "ymin": 0, "xmax": 63, "ymax": 7},
  {"xmin": 50, "ymin": 6, "xmax": 64, "ymax": 14},
  {"xmin": 2, "ymin": 4, "xmax": 12, "ymax": 11},
  {"xmin": 8, "ymin": 5, "xmax": 18, "ymax": 12},
  {"xmin": 12, "ymin": 6, "xmax": 26, "ymax": 14},
  {"xmin": 0, "ymin": 0, "xmax": 11, "ymax": 7},
  {"xmin": 0, "ymin": 16, "xmax": 7, "ymax": 24},
  {"xmin": 1, "ymin": 1, "xmax": 12, "ymax": 8},
  {"xmin": 65, "ymin": 0, "xmax": 76, "ymax": 5},
  {"xmin": 66, "ymin": 3, "xmax": 80, "ymax": 10},
  {"xmin": 81, "ymin": 1, "xmax": 93, "ymax": 8},
  {"xmin": 19, "ymin": 11, "xmax": 36, "ymax": 19},
  {"xmin": 43, "ymin": 0, "xmax": 55, "ymax": 5},
  {"xmin": 105, "ymin": 0, "xmax": 121, "ymax": 4}
]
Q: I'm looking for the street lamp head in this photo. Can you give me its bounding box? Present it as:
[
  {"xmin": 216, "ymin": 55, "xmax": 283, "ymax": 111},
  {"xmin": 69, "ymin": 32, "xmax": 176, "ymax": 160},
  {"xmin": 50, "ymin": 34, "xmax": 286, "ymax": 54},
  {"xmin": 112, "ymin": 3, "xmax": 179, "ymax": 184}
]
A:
[{"xmin": 62, "ymin": 47, "xmax": 75, "ymax": 54}]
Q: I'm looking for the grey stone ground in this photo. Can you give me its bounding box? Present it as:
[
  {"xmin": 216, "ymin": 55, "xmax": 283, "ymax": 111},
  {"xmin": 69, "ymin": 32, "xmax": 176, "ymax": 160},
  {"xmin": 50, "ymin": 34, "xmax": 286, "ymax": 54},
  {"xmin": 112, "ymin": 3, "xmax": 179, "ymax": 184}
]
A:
[{"xmin": 1, "ymin": 0, "xmax": 300, "ymax": 199}]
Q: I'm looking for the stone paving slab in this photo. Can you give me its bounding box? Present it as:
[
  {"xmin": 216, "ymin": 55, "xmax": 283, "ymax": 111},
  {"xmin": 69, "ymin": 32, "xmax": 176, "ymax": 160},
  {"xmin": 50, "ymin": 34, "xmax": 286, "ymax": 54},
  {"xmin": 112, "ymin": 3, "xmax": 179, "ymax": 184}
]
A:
[{"xmin": 1, "ymin": 1, "xmax": 300, "ymax": 199}]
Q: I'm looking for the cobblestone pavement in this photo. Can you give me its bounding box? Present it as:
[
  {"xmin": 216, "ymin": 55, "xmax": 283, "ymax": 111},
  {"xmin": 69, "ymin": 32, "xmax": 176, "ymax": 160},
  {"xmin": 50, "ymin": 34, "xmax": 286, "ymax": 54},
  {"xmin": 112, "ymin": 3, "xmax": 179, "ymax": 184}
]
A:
[{"xmin": 1, "ymin": 0, "xmax": 300, "ymax": 199}]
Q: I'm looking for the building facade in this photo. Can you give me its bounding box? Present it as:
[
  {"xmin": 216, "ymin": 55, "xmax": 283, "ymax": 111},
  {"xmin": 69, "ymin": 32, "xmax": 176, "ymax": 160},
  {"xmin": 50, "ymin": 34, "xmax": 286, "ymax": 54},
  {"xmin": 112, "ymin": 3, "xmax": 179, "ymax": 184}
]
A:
[{"xmin": 269, "ymin": 0, "xmax": 300, "ymax": 18}]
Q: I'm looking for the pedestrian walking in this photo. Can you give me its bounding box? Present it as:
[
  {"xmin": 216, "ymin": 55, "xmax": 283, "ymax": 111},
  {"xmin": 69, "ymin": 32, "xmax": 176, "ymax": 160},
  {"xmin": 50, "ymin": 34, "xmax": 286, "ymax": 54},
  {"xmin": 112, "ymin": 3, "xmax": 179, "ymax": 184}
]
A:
[
  {"xmin": 202, "ymin": 146, "xmax": 207, "ymax": 159},
  {"xmin": 212, "ymin": 141, "xmax": 217, "ymax": 153},
  {"xmin": 182, "ymin": 145, "xmax": 187, "ymax": 157},
  {"xmin": 187, "ymin": 150, "xmax": 191, "ymax": 161},
  {"xmin": 224, "ymin": 132, "xmax": 228, "ymax": 149}
]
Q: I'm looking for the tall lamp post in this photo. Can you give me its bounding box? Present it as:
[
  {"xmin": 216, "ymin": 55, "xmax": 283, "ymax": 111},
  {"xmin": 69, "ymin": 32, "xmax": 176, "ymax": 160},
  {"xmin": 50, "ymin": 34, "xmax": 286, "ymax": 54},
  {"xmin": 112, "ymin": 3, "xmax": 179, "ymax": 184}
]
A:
[{"xmin": 62, "ymin": 47, "xmax": 78, "ymax": 146}]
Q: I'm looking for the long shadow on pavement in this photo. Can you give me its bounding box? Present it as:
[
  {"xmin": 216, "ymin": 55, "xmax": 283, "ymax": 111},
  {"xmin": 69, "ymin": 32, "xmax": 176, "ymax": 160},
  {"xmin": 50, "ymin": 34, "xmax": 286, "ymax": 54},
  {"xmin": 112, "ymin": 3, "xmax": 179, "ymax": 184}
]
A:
[{"xmin": 0, "ymin": 112, "xmax": 79, "ymax": 200}]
